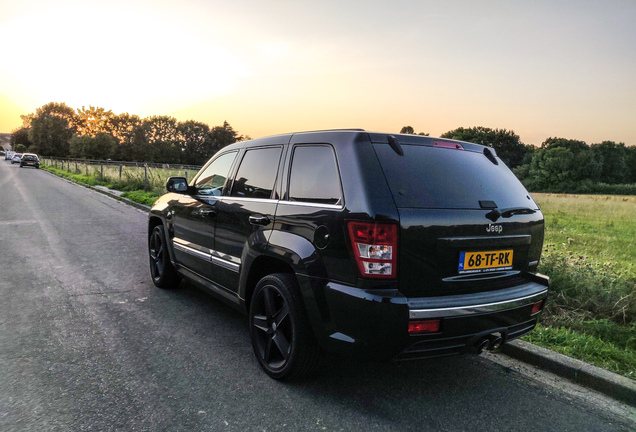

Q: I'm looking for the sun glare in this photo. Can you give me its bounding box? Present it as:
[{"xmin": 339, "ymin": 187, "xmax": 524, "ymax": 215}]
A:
[{"xmin": 0, "ymin": 3, "xmax": 247, "ymax": 116}]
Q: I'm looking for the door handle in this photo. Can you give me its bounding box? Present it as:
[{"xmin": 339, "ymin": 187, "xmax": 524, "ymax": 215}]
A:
[
  {"xmin": 194, "ymin": 209, "xmax": 216, "ymax": 217},
  {"xmin": 249, "ymin": 215, "xmax": 270, "ymax": 226}
]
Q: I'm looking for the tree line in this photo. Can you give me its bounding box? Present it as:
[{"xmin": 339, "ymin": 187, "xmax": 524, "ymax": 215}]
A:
[
  {"xmin": 11, "ymin": 107, "xmax": 635, "ymax": 194},
  {"xmin": 11, "ymin": 102, "xmax": 246, "ymax": 165},
  {"xmin": 402, "ymin": 125, "xmax": 636, "ymax": 194}
]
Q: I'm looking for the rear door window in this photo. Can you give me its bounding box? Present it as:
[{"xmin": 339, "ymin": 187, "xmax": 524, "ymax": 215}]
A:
[
  {"xmin": 374, "ymin": 144, "xmax": 536, "ymax": 209},
  {"xmin": 288, "ymin": 145, "xmax": 342, "ymax": 205},
  {"xmin": 230, "ymin": 147, "xmax": 283, "ymax": 199}
]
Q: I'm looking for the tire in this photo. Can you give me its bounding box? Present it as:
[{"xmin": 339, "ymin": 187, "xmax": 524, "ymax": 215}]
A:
[
  {"xmin": 148, "ymin": 224, "xmax": 180, "ymax": 289},
  {"xmin": 249, "ymin": 273, "xmax": 321, "ymax": 380}
]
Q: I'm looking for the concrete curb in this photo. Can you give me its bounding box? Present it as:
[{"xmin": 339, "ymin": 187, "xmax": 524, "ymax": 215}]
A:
[
  {"xmin": 502, "ymin": 339, "xmax": 636, "ymax": 407},
  {"xmin": 89, "ymin": 185, "xmax": 152, "ymax": 212}
]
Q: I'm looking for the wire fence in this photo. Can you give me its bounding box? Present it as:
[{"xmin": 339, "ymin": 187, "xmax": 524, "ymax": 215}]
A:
[{"xmin": 42, "ymin": 157, "xmax": 203, "ymax": 192}]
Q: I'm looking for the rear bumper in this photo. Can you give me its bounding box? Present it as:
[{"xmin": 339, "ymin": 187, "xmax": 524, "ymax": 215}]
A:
[{"xmin": 299, "ymin": 273, "xmax": 549, "ymax": 360}]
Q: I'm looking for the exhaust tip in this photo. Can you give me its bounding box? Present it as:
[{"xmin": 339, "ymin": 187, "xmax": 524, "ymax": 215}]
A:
[
  {"xmin": 488, "ymin": 336, "xmax": 503, "ymax": 351},
  {"xmin": 475, "ymin": 338, "xmax": 491, "ymax": 353}
]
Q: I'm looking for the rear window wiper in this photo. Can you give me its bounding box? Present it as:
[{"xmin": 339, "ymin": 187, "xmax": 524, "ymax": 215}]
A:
[{"xmin": 486, "ymin": 207, "xmax": 536, "ymax": 222}]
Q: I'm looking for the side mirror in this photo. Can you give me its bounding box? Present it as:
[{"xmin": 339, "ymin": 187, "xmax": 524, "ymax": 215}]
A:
[{"xmin": 166, "ymin": 176, "xmax": 189, "ymax": 193}]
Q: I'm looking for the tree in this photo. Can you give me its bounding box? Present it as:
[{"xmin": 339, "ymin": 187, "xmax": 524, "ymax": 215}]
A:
[
  {"xmin": 207, "ymin": 121, "xmax": 242, "ymax": 158},
  {"xmin": 11, "ymin": 126, "xmax": 32, "ymax": 150},
  {"xmin": 69, "ymin": 133, "xmax": 116, "ymax": 159},
  {"xmin": 28, "ymin": 102, "xmax": 78, "ymax": 156},
  {"xmin": 76, "ymin": 106, "xmax": 115, "ymax": 137},
  {"xmin": 14, "ymin": 143, "xmax": 27, "ymax": 153},
  {"xmin": 108, "ymin": 113, "xmax": 142, "ymax": 161},
  {"xmin": 30, "ymin": 116, "xmax": 74, "ymax": 157},
  {"xmin": 526, "ymin": 137, "xmax": 602, "ymax": 191},
  {"xmin": 141, "ymin": 116, "xmax": 180, "ymax": 162},
  {"xmin": 177, "ymin": 120, "xmax": 211, "ymax": 165},
  {"xmin": 591, "ymin": 141, "xmax": 628, "ymax": 184},
  {"xmin": 400, "ymin": 126, "xmax": 429, "ymax": 136},
  {"xmin": 441, "ymin": 126, "xmax": 527, "ymax": 168},
  {"xmin": 626, "ymin": 146, "xmax": 636, "ymax": 183},
  {"xmin": 541, "ymin": 137, "xmax": 588, "ymax": 152}
]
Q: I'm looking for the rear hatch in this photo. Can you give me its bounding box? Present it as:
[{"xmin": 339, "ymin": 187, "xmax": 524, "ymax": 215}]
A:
[{"xmin": 371, "ymin": 135, "xmax": 544, "ymax": 297}]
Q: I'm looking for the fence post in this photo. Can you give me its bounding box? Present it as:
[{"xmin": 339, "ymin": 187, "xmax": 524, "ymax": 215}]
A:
[
  {"xmin": 100, "ymin": 163, "xmax": 104, "ymax": 180},
  {"xmin": 75, "ymin": 161, "xmax": 78, "ymax": 173},
  {"xmin": 144, "ymin": 165, "xmax": 148, "ymax": 191},
  {"xmin": 119, "ymin": 164, "xmax": 123, "ymax": 181},
  {"xmin": 185, "ymin": 171, "xmax": 188, "ymax": 182}
]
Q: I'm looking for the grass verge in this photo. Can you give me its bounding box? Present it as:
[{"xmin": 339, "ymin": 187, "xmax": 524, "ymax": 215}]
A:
[
  {"xmin": 43, "ymin": 165, "xmax": 161, "ymax": 207},
  {"xmin": 120, "ymin": 190, "xmax": 161, "ymax": 206},
  {"xmin": 525, "ymin": 193, "xmax": 636, "ymax": 379}
]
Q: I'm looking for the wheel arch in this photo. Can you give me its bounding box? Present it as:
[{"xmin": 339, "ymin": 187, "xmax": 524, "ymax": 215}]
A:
[
  {"xmin": 242, "ymin": 255, "xmax": 295, "ymax": 312},
  {"xmin": 240, "ymin": 229, "xmax": 326, "ymax": 308},
  {"xmin": 148, "ymin": 215, "xmax": 179, "ymax": 265}
]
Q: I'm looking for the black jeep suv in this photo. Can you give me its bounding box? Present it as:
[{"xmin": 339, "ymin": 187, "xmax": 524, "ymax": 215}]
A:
[{"xmin": 148, "ymin": 130, "xmax": 549, "ymax": 380}]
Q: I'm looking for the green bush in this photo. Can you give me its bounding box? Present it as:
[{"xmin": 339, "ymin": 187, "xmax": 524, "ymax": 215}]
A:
[{"xmin": 120, "ymin": 190, "xmax": 160, "ymax": 206}]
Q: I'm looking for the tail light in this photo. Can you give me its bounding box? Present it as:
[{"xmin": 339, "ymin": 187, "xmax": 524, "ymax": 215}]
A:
[
  {"xmin": 347, "ymin": 221, "xmax": 398, "ymax": 278},
  {"xmin": 408, "ymin": 319, "xmax": 441, "ymax": 334}
]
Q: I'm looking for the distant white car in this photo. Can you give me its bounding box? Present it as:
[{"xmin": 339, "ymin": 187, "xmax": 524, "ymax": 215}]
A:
[{"xmin": 11, "ymin": 153, "xmax": 23, "ymax": 164}]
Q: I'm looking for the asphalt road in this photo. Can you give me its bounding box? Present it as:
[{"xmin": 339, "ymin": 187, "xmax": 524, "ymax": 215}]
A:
[{"xmin": 0, "ymin": 160, "xmax": 633, "ymax": 432}]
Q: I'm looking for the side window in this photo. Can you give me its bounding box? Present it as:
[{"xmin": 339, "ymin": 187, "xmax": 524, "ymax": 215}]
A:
[
  {"xmin": 288, "ymin": 145, "xmax": 342, "ymax": 205},
  {"xmin": 194, "ymin": 151, "xmax": 238, "ymax": 196},
  {"xmin": 230, "ymin": 147, "xmax": 282, "ymax": 199}
]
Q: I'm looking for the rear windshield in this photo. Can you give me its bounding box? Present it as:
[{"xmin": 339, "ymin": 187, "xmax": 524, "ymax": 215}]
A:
[{"xmin": 374, "ymin": 144, "xmax": 537, "ymax": 210}]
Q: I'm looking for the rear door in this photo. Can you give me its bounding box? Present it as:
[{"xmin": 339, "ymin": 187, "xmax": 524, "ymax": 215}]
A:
[{"xmin": 373, "ymin": 139, "xmax": 544, "ymax": 297}]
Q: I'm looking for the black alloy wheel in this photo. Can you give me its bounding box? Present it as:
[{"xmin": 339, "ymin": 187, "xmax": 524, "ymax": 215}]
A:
[
  {"xmin": 249, "ymin": 273, "xmax": 321, "ymax": 380},
  {"xmin": 149, "ymin": 224, "xmax": 180, "ymax": 288}
]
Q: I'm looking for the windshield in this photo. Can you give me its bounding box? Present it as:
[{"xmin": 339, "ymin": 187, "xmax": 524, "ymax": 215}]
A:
[{"xmin": 374, "ymin": 144, "xmax": 538, "ymax": 210}]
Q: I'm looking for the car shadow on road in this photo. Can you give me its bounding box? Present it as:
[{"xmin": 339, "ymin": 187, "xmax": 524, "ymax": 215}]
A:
[{"xmin": 146, "ymin": 280, "xmax": 623, "ymax": 432}]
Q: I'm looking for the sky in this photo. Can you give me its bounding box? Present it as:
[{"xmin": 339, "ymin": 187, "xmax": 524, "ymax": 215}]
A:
[{"xmin": 0, "ymin": 0, "xmax": 635, "ymax": 146}]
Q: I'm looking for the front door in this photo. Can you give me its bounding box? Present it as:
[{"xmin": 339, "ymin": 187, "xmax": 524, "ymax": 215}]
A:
[{"xmin": 171, "ymin": 151, "xmax": 238, "ymax": 282}]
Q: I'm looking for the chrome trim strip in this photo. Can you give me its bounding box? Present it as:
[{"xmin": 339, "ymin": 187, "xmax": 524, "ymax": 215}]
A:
[
  {"xmin": 173, "ymin": 237, "xmax": 240, "ymax": 272},
  {"xmin": 279, "ymin": 200, "xmax": 343, "ymax": 210},
  {"xmin": 173, "ymin": 242, "xmax": 211, "ymax": 261},
  {"xmin": 211, "ymin": 255, "xmax": 240, "ymax": 272},
  {"xmin": 221, "ymin": 197, "xmax": 279, "ymax": 205},
  {"xmin": 408, "ymin": 290, "xmax": 548, "ymax": 319}
]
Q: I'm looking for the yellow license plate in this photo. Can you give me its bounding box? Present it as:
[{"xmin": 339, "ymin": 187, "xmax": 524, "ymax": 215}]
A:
[{"xmin": 458, "ymin": 250, "xmax": 513, "ymax": 274}]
